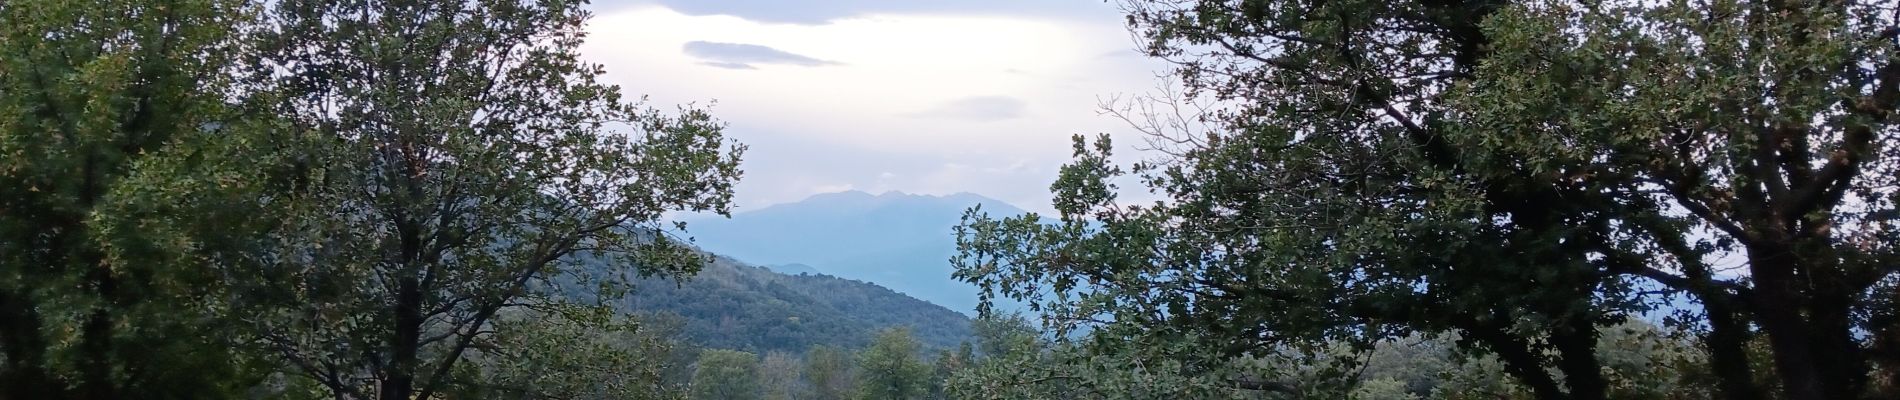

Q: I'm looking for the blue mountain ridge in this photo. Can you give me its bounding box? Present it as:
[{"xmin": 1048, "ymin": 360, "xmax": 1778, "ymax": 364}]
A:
[{"xmin": 683, "ymin": 190, "xmax": 1031, "ymax": 316}]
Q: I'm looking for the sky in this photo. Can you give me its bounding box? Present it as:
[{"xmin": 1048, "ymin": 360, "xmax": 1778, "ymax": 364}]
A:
[{"xmin": 580, "ymin": 0, "xmax": 1170, "ymax": 214}]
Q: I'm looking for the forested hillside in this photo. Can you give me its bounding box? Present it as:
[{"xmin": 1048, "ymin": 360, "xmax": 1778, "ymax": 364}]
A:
[{"xmin": 613, "ymin": 254, "xmax": 973, "ymax": 352}]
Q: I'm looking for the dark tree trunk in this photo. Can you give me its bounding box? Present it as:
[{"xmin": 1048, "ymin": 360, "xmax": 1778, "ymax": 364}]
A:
[
  {"xmin": 1552, "ymin": 316, "xmax": 1607, "ymax": 400},
  {"xmin": 0, "ymin": 290, "xmax": 58, "ymax": 400},
  {"xmin": 1700, "ymin": 290, "xmax": 1766, "ymax": 400},
  {"xmin": 1741, "ymin": 232, "xmax": 1873, "ymax": 400},
  {"xmin": 381, "ymin": 274, "xmax": 422, "ymax": 400}
]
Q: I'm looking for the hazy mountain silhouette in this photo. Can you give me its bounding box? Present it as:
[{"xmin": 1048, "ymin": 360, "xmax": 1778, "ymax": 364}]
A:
[{"xmin": 684, "ymin": 190, "xmax": 1029, "ymax": 315}]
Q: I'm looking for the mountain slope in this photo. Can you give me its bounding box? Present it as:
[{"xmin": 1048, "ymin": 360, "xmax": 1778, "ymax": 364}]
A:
[
  {"xmin": 683, "ymin": 191, "xmax": 1030, "ymax": 315},
  {"xmin": 612, "ymin": 254, "xmax": 972, "ymax": 353}
]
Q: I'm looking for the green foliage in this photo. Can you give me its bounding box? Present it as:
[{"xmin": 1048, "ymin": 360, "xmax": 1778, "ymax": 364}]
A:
[
  {"xmin": 444, "ymin": 307, "xmax": 687, "ymax": 400},
  {"xmin": 761, "ymin": 351, "xmax": 805, "ymax": 400},
  {"xmin": 616, "ymin": 256, "xmax": 972, "ymax": 353},
  {"xmin": 949, "ymin": 316, "xmax": 1267, "ymax": 400},
  {"xmin": 805, "ymin": 345, "xmax": 858, "ymax": 400},
  {"xmin": 230, "ymin": 0, "xmax": 745, "ymax": 398},
  {"xmin": 692, "ymin": 349, "xmax": 763, "ymax": 400},
  {"xmin": 1351, "ymin": 379, "xmax": 1419, "ymax": 400},
  {"xmin": 856, "ymin": 327, "xmax": 933, "ymax": 400},
  {"xmin": 928, "ymin": 342, "xmax": 974, "ymax": 399},
  {"xmin": 954, "ymin": 0, "xmax": 1900, "ymax": 399},
  {"xmin": 0, "ymin": 0, "xmax": 274, "ymax": 397}
]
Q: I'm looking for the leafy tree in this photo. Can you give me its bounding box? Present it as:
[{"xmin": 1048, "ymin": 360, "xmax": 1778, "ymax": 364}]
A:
[
  {"xmin": 444, "ymin": 306, "xmax": 686, "ymax": 400},
  {"xmin": 949, "ymin": 315, "xmax": 1260, "ymax": 400},
  {"xmin": 761, "ymin": 351, "xmax": 806, "ymax": 400},
  {"xmin": 1351, "ymin": 379, "xmax": 1419, "ymax": 400},
  {"xmin": 0, "ymin": 0, "xmax": 274, "ymax": 397},
  {"xmin": 855, "ymin": 327, "xmax": 932, "ymax": 400},
  {"xmin": 691, "ymin": 349, "xmax": 762, "ymax": 400},
  {"xmin": 928, "ymin": 342, "xmax": 974, "ymax": 399},
  {"xmin": 805, "ymin": 345, "xmax": 857, "ymax": 400},
  {"xmin": 969, "ymin": 313, "xmax": 1038, "ymax": 359},
  {"xmin": 235, "ymin": 0, "xmax": 744, "ymax": 399},
  {"xmin": 953, "ymin": 0, "xmax": 1898, "ymax": 399}
]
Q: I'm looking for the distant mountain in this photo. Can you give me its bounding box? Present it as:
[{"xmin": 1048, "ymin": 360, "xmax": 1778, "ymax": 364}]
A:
[
  {"xmin": 608, "ymin": 254, "xmax": 972, "ymax": 353},
  {"xmin": 683, "ymin": 190, "xmax": 1030, "ymax": 315}
]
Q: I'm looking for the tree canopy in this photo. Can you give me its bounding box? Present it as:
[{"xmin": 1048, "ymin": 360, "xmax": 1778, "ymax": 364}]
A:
[
  {"xmin": 0, "ymin": 0, "xmax": 745, "ymax": 399},
  {"xmin": 954, "ymin": 1, "xmax": 1898, "ymax": 399}
]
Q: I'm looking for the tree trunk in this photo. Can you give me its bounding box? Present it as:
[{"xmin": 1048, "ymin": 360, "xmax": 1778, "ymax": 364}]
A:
[
  {"xmin": 381, "ymin": 275, "xmax": 422, "ymax": 400},
  {"xmin": 0, "ymin": 289, "xmax": 58, "ymax": 400},
  {"xmin": 79, "ymin": 268, "xmax": 117, "ymax": 400},
  {"xmin": 1748, "ymin": 246, "xmax": 1829, "ymax": 400},
  {"xmin": 1700, "ymin": 291, "xmax": 1765, "ymax": 400},
  {"xmin": 1552, "ymin": 316, "xmax": 1607, "ymax": 400}
]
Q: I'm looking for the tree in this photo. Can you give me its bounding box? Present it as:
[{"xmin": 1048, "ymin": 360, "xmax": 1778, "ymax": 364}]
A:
[
  {"xmin": 805, "ymin": 345, "xmax": 857, "ymax": 400},
  {"xmin": 691, "ymin": 349, "xmax": 762, "ymax": 400},
  {"xmin": 0, "ymin": 0, "xmax": 274, "ymax": 398},
  {"xmin": 237, "ymin": 0, "xmax": 745, "ymax": 399},
  {"xmin": 948, "ymin": 315, "xmax": 1256, "ymax": 400},
  {"xmin": 953, "ymin": 0, "xmax": 1898, "ymax": 399},
  {"xmin": 928, "ymin": 343, "xmax": 974, "ymax": 399},
  {"xmin": 761, "ymin": 351, "xmax": 806, "ymax": 400},
  {"xmin": 443, "ymin": 306, "xmax": 686, "ymax": 400},
  {"xmin": 855, "ymin": 327, "xmax": 932, "ymax": 400}
]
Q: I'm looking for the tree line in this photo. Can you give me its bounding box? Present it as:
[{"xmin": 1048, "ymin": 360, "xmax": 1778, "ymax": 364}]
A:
[
  {"xmin": 684, "ymin": 327, "xmax": 963, "ymax": 400},
  {"xmin": 0, "ymin": 0, "xmax": 743, "ymax": 399}
]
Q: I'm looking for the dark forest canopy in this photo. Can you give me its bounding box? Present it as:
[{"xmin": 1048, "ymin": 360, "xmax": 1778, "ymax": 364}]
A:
[
  {"xmin": 610, "ymin": 254, "xmax": 974, "ymax": 353},
  {"xmin": 0, "ymin": 0, "xmax": 742, "ymax": 398}
]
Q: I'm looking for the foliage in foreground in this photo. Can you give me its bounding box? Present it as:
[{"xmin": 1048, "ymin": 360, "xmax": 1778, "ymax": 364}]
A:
[
  {"xmin": 947, "ymin": 315, "xmax": 1722, "ymax": 400},
  {"xmin": 953, "ymin": 1, "xmax": 1897, "ymax": 400},
  {"xmin": 0, "ymin": 0, "xmax": 744, "ymax": 399}
]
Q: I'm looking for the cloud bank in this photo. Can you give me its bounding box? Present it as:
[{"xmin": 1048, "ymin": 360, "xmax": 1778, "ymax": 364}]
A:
[
  {"xmin": 601, "ymin": 0, "xmax": 1103, "ymax": 25},
  {"xmin": 682, "ymin": 41, "xmax": 841, "ymax": 69}
]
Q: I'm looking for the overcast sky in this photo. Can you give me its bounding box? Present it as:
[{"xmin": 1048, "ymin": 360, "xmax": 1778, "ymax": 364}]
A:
[{"xmin": 581, "ymin": 0, "xmax": 1168, "ymax": 214}]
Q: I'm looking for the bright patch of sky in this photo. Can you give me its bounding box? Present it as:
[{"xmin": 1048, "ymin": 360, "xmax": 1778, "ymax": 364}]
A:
[{"xmin": 581, "ymin": 0, "xmax": 1168, "ymax": 213}]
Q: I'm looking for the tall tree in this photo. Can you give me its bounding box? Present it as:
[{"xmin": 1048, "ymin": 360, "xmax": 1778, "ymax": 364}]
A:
[
  {"xmin": 954, "ymin": 0, "xmax": 1898, "ymax": 399},
  {"xmin": 238, "ymin": 0, "xmax": 745, "ymax": 399},
  {"xmin": 805, "ymin": 345, "xmax": 857, "ymax": 400},
  {"xmin": 691, "ymin": 349, "xmax": 762, "ymax": 400},
  {"xmin": 856, "ymin": 327, "xmax": 932, "ymax": 400},
  {"xmin": 0, "ymin": 0, "xmax": 272, "ymax": 398},
  {"xmin": 761, "ymin": 351, "xmax": 806, "ymax": 400}
]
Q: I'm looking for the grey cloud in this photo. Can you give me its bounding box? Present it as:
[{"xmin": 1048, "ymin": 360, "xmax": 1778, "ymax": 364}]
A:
[
  {"xmin": 699, "ymin": 61, "xmax": 758, "ymax": 70},
  {"xmin": 706, "ymin": 127, "xmax": 1059, "ymax": 215},
  {"xmin": 597, "ymin": 0, "xmax": 1116, "ymax": 25},
  {"xmin": 915, "ymin": 96, "xmax": 1027, "ymax": 122},
  {"xmin": 683, "ymin": 41, "xmax": 840, "ymax": 69}
]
